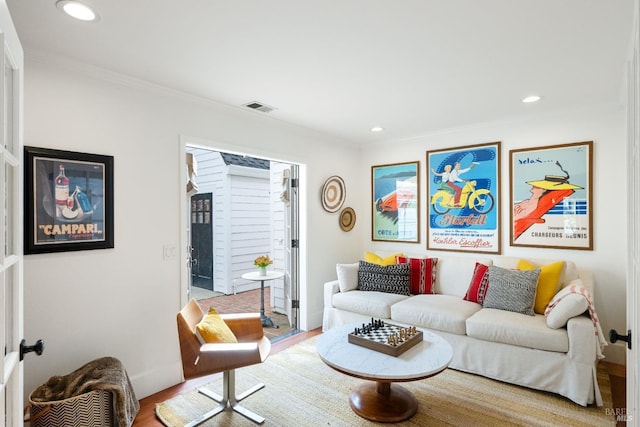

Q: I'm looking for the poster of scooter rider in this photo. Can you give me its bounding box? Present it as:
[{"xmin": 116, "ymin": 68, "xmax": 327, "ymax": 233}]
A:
[
  {"xmin": 24, "ymin": 146, "xmax": 114, "ymax": 254},
  {"xmin": 427, "ymin": 142, "xmax": 501, "ymax": 254},
  {"xmin": 510, "ymin": 141, "xmax": 593, "ymax": 250}
]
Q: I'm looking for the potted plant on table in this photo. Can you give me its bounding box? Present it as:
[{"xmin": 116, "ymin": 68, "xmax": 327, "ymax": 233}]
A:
[{"xmin": 254, "ymin": 255, "xmax": 273, "ymax": 276}]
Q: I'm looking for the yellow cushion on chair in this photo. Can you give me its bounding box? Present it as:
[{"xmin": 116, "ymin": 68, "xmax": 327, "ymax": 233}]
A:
[
  {"xmin": 517, "ymin": 260, "xmax": 565, "ymax": 314},
  {"xmin": 195, "ymin": 308, "xmax": 238, "ymax": 344}
]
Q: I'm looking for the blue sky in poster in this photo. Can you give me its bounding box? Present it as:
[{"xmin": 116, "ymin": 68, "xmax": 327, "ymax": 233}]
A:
[
  {"xmin": 512, "ymin": 145, "xmax": 588, "ymax": 202},
  {"xmin": 373, "ymin": 163, "xmax": 416, "ymax": 200}
]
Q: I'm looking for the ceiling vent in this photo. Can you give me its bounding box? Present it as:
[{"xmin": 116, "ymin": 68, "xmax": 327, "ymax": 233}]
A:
[{"xmin": 242, "ymin": 101, "xmax": 276, "ymax": 113}]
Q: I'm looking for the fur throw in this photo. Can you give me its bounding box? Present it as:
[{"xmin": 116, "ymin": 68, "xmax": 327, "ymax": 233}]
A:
[{"xmin": 30, "ymin": 356, "xmax": 139, "ymax": 427}]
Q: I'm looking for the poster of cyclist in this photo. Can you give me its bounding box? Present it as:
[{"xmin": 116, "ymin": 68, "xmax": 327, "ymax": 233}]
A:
[
  {"xmin": 371, "ymin": 161, "xmax": 420, "ymax": 243},
  {"xmin": 510, "ymin": 141, "xmax": 593, "ymax": 250},
  {"xmin": 426, "ymin": 142, "xmax": 501, "ymax": 254}
]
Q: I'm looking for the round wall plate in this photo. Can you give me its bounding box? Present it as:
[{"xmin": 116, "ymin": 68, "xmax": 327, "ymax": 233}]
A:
[
  {"xmin": 339, "ymin": 207, "xmax": 356, "ymax": 232},
  {"xmin": 321, "ymin": 175, "xmax": 346, "ymax": 213}
]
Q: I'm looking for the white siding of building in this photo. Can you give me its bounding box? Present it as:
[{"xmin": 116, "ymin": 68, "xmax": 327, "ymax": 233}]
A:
[{"xmin": 186, "ymin": 147, "xmax": 274, "ymax": 295}]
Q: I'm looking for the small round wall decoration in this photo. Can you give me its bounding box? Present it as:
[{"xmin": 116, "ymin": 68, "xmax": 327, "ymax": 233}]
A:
[
  {"xmin": 321, "ymin": 175, "xmax": 346, "ymax": 213},
  {"xmin": 339, "ymin": 207, "xmax": 356, "ymax": 232}
]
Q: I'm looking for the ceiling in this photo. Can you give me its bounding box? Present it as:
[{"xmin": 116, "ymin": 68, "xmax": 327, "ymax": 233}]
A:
[{"xmin": 6, "ymin": 1, "xmax": 636, "ymax": 145}]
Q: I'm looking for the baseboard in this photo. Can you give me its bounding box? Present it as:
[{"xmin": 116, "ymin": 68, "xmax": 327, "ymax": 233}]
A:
[{"xmin": 130, "ymin": 361, "xmax": 183, "ymax": 399}]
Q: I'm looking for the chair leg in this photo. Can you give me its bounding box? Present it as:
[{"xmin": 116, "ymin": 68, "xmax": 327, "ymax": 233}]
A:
[{"xmin": 193, "ymin": 369, "xmax": 266, "ymax": 425}]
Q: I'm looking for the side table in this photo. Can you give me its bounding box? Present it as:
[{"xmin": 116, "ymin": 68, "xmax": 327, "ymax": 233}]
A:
[{"xmin": 241, "ymin": 271, "xmax": 284, "ymax": 328}]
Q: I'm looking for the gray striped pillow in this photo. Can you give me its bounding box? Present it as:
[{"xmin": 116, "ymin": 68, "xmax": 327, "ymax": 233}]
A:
[{"xmin": 483, "ymin": 265, "xmax": 540, "ymax": 316}]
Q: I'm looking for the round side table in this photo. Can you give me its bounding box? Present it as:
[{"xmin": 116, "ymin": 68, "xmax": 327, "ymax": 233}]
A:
[{"xmin": 241, "ymin": 271, "xmax": 284, "ymax": 328}]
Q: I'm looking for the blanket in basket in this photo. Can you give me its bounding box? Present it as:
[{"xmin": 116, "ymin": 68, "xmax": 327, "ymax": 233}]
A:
[{"xmin": 30, "ymin": 356, "xmax": 139, "ymax": 427}]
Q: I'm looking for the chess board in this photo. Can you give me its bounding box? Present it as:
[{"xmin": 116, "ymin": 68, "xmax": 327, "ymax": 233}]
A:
[{"xmin": 348, "ymin": 321, "xmax": 423, "ymax": 357}]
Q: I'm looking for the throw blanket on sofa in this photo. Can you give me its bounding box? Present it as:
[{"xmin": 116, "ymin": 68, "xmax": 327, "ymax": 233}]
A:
[
  {"xmin": 545, "ymin": 284, "xmax": 607, "ymax": 359},
  {"xmin": 30, "ymin": 356, "xmax": 139, "ymax": 427}
]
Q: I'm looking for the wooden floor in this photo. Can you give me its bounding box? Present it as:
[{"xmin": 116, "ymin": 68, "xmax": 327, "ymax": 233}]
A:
[{"xmin": 133, "ymin": 329, "xmax": 626, "ymax": 427}]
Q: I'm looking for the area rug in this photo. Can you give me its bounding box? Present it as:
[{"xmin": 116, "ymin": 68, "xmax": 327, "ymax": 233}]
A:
[{"xmin": 155, "ymin": 337, "xmax": 614, "ymax": 426}]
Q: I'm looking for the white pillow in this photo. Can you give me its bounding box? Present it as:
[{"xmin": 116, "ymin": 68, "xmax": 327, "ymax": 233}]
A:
[
  {"xmin": 336, "ymin": 263, "xmax": 359, "ymax": 292},
  {"xmin": 545, "ymin": 279, "xmax": 589, "ymax": 329}
]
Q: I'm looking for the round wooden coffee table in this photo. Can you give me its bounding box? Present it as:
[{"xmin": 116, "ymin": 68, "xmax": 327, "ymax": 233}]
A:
[{"xmin": 316, "ymin": 323, "xmax": 452, "ymax": 422}]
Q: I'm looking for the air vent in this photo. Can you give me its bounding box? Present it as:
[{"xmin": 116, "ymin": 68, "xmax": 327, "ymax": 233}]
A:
[{"xmin": 242, "ymin": 101, "xmax": 276, "ymax": 113}]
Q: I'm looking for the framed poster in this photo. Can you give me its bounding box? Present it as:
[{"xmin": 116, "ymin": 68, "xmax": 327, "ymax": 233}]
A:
[
  {"xmin": 510, "ymin": 141, "xmax": 593, "ymax": 250},
  {"xmin": 24, "ymin": 146, "xmax": 114, "ymax": 254},
  {"xmin": 426, "ymin": 142, "xmax": 501, "ymax": 253},
  {"xmin": 371, "ymin": 161, "xmax": 420, "ymax": 243}
]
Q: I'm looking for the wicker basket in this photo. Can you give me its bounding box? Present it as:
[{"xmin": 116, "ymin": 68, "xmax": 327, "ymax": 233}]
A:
[{"xmin": 27, "ymin": 388, "xmax": 112, "ymax": 427}]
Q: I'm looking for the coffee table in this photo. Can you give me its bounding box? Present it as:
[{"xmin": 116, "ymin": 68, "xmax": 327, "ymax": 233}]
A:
[{"xmin": 316, "ymin": 323, "xmax": 453, "ymax": 422}]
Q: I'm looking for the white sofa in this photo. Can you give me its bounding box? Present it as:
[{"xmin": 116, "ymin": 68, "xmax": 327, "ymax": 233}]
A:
[{"xmin": 322, "ymin": 255, "xmax": 605, "ymax": 406}]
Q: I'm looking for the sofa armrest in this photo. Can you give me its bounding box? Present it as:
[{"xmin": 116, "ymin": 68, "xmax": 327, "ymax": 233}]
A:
[
  {"xmin": 566, "ymin": 315, "xmax": 597, "ymax": 364},
  {"xmin": 324, "ymin": 280, "xmax": 340, "ymax": 309}
]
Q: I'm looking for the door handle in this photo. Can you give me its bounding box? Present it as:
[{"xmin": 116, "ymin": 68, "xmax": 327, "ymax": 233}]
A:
[
  {"xmin": 20, "ymin": 339, "xmax": 45, "ymax": 361},
  {"xmin": 609, "ymin": 329, "xmax": 632, "ymax": 350}
]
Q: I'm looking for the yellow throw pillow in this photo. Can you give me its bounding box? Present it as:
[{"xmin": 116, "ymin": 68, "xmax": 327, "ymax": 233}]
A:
[
  {"xmin": 195, "ymin": 308, "xmax": 238, "ymax": 344},
  {"xmin": 364, "ymin": 251, "xmax": 404, "ymax": 266},
  {"xmin": 517, "ymin": 260, "xmax": 564, "ymax": 314}
]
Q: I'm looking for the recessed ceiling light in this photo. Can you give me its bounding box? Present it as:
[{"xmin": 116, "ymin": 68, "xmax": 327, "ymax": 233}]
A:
[
  {"xmin": 371, "ymin": 126, "xmax": 384, "ymax": 132},
  {"xmin": 522, "ymin": 95, "xmax": 541, "ymax": 103},
  {"xmin": 56, "ymin": 1, "xmax": 99, "ymax": 22}
]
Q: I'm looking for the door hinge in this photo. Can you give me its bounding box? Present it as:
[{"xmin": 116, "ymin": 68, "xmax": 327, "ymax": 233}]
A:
[
  {"xmin": 291, "ymin": 239, "xmax": 299, "ymax": 248},
  {"xmin": 291, "ymin": 178, "xmax": 299, "ymax": 188},
  {"xmin": 292, "ymin": 299, "xmax": 300, "ymax": 309}
]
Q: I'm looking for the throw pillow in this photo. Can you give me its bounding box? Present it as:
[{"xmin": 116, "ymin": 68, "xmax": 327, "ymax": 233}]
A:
[
  {"xmin": 483, "ymin": 265, "xmax": 540, "ymax": 316},
  {"xmin": 517, "ymin": 259, "xmax": 565, "ymax": 314},
  {"xmin": 358, "ymin": 260, "xmax": 410, "ymax": 295},
  {"xmin": 463, "ymin": 262, "xmax": 490, "ymax": 304},
  {"xmin": 364, "ymin": 251, "xmax": 404, "ymax": 266},
  {"xmin": 336, "ymin": 262, "xmax": 359, "ymax": 292},
  {"xmin": 195, "ymin": 308, "xmax": 238, "ymax": 344},
  {"xmin": 544, "ymin": 279, "xmax": 590, "ymax": 329},
  {"xmin": 396, "ymin": 256, "xmax": 438, "ymax": 294}
]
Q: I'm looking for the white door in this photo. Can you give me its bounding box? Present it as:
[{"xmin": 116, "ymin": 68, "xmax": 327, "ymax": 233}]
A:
[
  {"xmin": 0, "ymin": 5, "xmax": 23, "ymax": 427},
  {"xmin": 284, "ymin": 164, "xmax": 299, "ymax": 328},
  {"xmin": 626, "ymin": 8, "xmax": 639, "ymax": 422}
]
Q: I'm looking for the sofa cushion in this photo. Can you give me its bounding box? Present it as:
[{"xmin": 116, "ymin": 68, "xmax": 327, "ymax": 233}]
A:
[
  {"xmin": 332, "ymin": 290, "xmax": 409, "ymax": 319},
  {"xmin": 364, "ymin": 251, "xmax": 403, "ymax": 266},
  {"xmin": 483, "ymin": 265, "xmax": 540, "ymax": 316},
  {"xmin": 390, "ymin": 294, "xmax": 482, "ymax": 335},
  {"xmin": 435, "ymin": 257, "xmax": 493, "ymax": 297},
  {"xmin": 544, "ymin": 278, "xmax": 589, "ymax": 329},
  {"xmin": 517, "ymin": 259, "xmax": 564, "ymax": 314},
  {"xmin": 358, "ymin": 261, "xmax": 410, "ymax": 295},
  {"xmin": 466, "ymin": 308, "xmax": 569, "ymax": 353},
  {"xmin": 336, "ymin": 262, "xmax": 359, "ymax": 292},
  {"xmin": 396, "ymin": 256, "xmax": 438, "ymax": 294},
  {"xmin": 463, "ymin": 262, "xmax": 490, "ymax": 304}
]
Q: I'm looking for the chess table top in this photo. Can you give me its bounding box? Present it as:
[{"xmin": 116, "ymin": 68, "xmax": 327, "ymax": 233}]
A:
[{"xmin": 316, "ymin": 323, "xmax": 453, "ymax": 382}]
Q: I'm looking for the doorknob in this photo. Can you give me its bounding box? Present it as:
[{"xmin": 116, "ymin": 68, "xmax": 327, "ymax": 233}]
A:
[
  {"xmin": 20, "ymin": 339, "xmax": 45, "ymax": 361},
  {"xmin": 609, "ymin": 329, "xmax": 632, "ymax": 350}
]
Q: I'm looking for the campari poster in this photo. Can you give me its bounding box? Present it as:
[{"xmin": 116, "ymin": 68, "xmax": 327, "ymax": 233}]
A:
[{"xmin": 426, "ymin": 142, "xmax": 501, "ymax": 254}]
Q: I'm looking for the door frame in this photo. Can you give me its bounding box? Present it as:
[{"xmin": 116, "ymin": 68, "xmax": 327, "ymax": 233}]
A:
[
  {"xmin": 0, "ymin": 5, "xmax": 24, "ymax": 426},
  {"xmin": 179, "ymin": 136, "xmax": 306, "ymax": 330}
]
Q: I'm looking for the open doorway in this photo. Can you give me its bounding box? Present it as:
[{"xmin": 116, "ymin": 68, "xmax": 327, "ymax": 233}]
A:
[{"xmin": 185, "ymin": 146, "xmax": 300, "ymax": 341}]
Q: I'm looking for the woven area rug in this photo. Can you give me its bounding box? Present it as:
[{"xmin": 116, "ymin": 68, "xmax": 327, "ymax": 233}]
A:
[{"xmin": 155, "ymin": 337, "xmax": 614, "ymax": 426}]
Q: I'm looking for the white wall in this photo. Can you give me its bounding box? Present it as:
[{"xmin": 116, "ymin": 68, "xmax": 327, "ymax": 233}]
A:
[
  {"xmin": 21, "ymin": 56, "xmax": 363, "ymax": 400},
  {"xmin": 356, "ymin": 104, "xmax": 628, "ymax": 364}
]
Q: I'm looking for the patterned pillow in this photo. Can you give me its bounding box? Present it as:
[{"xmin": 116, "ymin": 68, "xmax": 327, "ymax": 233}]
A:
[
  {"xmin": 358, "ymin": 261, "xmax": 410, "ymax": 295},
  {"xmin": 483, "ymin": 265, "xmax": 540, "ymax": 316},
  {"xmin": 396, "ymin": 256, "xmax": 438, "ymax": 294},
  {"xmin": 463, "ymin": 262, "xmax": 490, "ymax": 304}
]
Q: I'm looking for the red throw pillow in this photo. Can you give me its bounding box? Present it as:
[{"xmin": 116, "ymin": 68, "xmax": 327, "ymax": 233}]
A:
[
  {"xmin": 464, "ymin": 262, "xmax": 490, "ymax": 304},
  {"xmin": 396, "ymin": 256, "xmax": 438, "ymax": 294}
]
